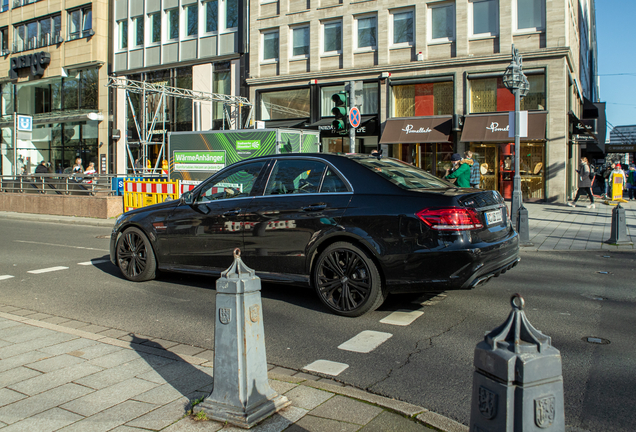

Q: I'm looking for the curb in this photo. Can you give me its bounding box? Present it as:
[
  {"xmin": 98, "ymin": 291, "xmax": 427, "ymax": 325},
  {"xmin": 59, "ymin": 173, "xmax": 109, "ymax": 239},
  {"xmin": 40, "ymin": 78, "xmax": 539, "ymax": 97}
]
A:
[
  {"xmin": 0, "ymin": 307, "xmax": 467, "ymax": 432},
  {"xmin": 0, "ymin": 211, "xmax": 116, "ymax": 228}
]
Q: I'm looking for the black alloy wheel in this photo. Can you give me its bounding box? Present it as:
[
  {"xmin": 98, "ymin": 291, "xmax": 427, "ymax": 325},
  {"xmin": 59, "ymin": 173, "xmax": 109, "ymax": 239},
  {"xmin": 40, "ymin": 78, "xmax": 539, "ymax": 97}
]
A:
[
  {"xmin": 313, "ymin": 242, "xmax": 385, "ymax": 317},
  {"xmin": 116, "ymin": 227, "xmax": 157, "ymax": 282}
]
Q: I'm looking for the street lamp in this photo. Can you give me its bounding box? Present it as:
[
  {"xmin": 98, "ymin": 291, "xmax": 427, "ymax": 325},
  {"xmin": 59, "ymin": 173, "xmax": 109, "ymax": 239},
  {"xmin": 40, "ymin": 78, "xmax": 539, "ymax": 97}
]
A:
[{"xmin": 502, "ymin": 45, "xmax": 532, "ymax": 244}]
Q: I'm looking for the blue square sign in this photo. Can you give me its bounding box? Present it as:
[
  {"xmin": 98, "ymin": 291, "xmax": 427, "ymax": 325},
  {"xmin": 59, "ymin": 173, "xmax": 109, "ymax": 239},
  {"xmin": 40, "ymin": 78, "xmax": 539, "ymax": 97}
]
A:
[{"xmin": 17, "ymin": 115, "xmax": 33, "ymax": 132}]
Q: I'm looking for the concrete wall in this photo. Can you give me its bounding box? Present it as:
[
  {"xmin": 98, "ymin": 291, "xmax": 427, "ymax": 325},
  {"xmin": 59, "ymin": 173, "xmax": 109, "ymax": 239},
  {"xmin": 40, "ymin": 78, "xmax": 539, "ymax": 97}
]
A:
[{"xmin": 0, "ymin": 194, "xmax": 123, "ymax": 219}]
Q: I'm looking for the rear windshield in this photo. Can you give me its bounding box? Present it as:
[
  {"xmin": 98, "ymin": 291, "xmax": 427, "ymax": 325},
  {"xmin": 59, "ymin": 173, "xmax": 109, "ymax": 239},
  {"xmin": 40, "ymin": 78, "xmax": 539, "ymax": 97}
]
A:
[{"xmin": 353, "ymin": 157, "xmax": 453, "ymax": 190}]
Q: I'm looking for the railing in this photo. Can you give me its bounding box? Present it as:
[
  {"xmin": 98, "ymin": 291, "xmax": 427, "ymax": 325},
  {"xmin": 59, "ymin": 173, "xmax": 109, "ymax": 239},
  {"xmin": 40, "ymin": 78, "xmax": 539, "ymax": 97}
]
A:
[{"xmin": 0, "ymin": 174, "xmax": 120, "ymax": 196}]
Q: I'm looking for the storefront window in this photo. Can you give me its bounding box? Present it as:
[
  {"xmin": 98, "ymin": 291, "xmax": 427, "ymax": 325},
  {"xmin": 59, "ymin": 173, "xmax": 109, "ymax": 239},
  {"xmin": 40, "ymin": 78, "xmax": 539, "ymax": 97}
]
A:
[
  {"xmin": 63, "ymin": 77, "xmax": 79, "ymax": 110},
  {"xmin": 260, "ymin": 88, "xmax": 310, "ymax": 120},
  {"xmin": 469, "ymin": 74, "xmax": 546, "ymax": 113},
  {"xmin": 392, "ymin": 81, "xmax": 453, "ymax": 117},
  {"xmin": 320, "ymin": 83, "xmax": 378, "ymax": 117},
  {"xmin": 213, "ymin": 64, "xmax": 230, "ymax": 127},
  {"xmin": 175, "ymin": 66, "xmax": 192, "ymax": 131}
]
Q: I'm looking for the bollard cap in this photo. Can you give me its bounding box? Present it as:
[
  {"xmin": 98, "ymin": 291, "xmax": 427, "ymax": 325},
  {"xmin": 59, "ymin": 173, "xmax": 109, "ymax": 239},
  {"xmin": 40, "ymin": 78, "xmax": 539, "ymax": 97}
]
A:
[
  {"xmin": 216, "ymin": 249, "xmax": 261, "ymax": 294},
  {"xmin": 221, "ymin": 249, "xmax": 256, "ymax": 280}
]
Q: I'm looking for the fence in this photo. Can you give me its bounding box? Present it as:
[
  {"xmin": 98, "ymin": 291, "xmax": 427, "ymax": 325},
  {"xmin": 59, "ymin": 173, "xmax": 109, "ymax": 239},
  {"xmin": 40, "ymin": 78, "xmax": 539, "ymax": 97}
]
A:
[
  {"xmin": 0, "ymin": 174, "xmax": 118, "ymax": 196},
  {"xmin": 123, "ymin": 179, "xmax": 180, "ymax": 211}
]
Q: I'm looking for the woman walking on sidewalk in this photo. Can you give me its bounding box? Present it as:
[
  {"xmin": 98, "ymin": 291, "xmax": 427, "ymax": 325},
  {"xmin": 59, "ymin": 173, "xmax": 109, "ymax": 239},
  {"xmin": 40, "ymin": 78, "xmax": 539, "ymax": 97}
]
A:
[{"xmin": 568, "ymin": 157, "xmax": 595, "ymax": 208}]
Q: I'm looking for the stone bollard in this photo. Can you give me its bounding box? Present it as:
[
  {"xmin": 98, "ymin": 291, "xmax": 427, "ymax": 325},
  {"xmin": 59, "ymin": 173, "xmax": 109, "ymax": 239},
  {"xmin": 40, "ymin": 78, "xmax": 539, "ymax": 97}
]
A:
[
  {"xmin": 469, "ymin": 294, "xmax": 565, "ymax": 432},
  {"xmin": 195, "ymin": 249, "xmax": 290, "ymax": 428},
  {"xmin": 605, "ymin": 203, "xmax": 633, "ymax": 245}
]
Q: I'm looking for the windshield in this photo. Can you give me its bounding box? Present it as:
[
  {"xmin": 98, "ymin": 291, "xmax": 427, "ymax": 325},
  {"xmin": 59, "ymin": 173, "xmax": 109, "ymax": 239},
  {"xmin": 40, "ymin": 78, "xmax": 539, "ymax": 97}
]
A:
[{"xmin": 353, "ymin": 156, "xmax": 454, "ymax": 190}]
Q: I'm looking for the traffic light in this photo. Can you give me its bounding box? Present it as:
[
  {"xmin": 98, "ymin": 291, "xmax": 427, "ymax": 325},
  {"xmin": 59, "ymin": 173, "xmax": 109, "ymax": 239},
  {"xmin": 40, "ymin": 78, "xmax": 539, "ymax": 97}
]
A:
[{"xmin": 331, "ymin": 91, "xmax": 348, "ymax": 134}]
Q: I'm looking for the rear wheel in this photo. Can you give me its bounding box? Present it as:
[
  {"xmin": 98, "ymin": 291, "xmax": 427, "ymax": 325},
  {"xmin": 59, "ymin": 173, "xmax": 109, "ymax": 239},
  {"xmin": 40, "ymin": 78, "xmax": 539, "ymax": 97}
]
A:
[
  {"xmin": 313, "ymin": 242, "xmax": 385, "ymax": 317},
  {"xmin": 116, "ymin": 227, "xmax": 156, "ymax": 282}
]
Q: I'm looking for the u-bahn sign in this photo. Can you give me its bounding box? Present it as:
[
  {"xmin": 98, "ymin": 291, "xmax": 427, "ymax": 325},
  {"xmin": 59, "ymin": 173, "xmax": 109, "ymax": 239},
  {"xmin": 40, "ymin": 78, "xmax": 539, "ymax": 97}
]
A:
[{"xmin": 9, "ymin": 52, "xmax": 51, "ymax": 79}]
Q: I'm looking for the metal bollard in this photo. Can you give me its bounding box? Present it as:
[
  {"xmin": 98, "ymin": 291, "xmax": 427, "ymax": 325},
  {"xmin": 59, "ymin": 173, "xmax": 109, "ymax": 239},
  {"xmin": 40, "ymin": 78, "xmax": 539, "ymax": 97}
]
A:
[
  {"xmin": 516, "ymin": 205, "xmax": 533, "ymax": 247},
  {"xmin": 469, "ymin": 294, "xmax": 565, "ymax": 432},
  {"xmin": 605, "ymin": 203, "xmax": 633, "ymax": 245},
  {"xmin": 195, "ymin": 249, "xmax": 290, "ymax": 428}
]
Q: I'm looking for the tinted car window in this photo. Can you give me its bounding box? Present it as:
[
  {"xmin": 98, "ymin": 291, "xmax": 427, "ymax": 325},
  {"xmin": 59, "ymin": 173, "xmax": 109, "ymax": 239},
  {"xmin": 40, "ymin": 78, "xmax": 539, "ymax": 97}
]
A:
[
  {"xmin": 353, "ymin": 157, "xmax": 452, "ymax": 190},
  {"xmin": 320, "ymin": 168, "xmax": 348, "ymax": 193},
  {"xmin": 265, "ymin": 160, "xmax": 326, "ymax": 195},
  {"xmin": 196, "ymin": 161, "xmax": 266, "ymax": 202}
]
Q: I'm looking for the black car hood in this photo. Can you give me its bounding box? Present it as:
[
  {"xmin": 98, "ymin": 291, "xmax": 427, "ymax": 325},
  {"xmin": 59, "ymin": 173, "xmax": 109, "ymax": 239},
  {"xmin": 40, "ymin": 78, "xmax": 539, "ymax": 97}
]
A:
[{"xmin": 125, "ymin": 199, "xmax": 181, "ymax": 216}]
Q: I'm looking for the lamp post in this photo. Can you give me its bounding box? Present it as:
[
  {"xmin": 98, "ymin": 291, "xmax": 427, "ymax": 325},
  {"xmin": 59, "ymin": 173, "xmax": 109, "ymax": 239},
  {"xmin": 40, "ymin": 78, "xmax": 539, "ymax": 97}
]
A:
[{"xmin": 502, "ymin": 45, "xmax": 530, "ymax": 233}]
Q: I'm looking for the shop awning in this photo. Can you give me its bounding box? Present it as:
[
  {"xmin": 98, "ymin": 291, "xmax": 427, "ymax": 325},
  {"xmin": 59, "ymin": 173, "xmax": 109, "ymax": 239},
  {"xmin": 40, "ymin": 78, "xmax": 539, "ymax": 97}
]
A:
[
  {"xmin": 460, "ymin": 112, "xmax": 547, "ymax": 142},
  {"xmin": 264, "ymin": 119, "xmax": 308, "ymax": 129},
  {"xmin": 379, "ymin": 116, "xmax": 452, "ymax": 144}
]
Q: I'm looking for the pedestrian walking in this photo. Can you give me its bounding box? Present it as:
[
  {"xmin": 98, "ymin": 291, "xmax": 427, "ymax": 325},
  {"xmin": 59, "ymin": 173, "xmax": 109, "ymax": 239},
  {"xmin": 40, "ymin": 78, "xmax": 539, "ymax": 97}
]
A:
[
  {"xmin": 567, "ymin": 157, "xmax": 595, "ymax": 208},
  {"xmin": 603, "ymin": 163, "xmax": 615, "ymax": 198},
  {"xmin": 625, "ymin": 165, "xmax": 636, "ymax": 200},
  {"xmin": 444, "ymin": 153, "xmax": 471, "ymax": 188},
  {"xmin": 464, "ymin": 150, "xmax": 480, "ymax": 188}
]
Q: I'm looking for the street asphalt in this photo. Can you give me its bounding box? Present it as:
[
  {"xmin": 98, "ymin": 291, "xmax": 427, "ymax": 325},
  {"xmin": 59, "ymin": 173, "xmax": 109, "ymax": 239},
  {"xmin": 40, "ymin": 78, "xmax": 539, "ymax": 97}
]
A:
[{"xmin": 0, "ymin": 198, "xmax": 634, "ymax": 431}]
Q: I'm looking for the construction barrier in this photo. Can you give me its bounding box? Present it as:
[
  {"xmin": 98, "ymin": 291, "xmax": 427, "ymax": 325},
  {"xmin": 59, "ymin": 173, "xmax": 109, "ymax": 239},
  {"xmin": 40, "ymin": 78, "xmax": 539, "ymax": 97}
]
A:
[{"xmin": 124, "ymin": 178, "xmax": 179, "ymax": 211}]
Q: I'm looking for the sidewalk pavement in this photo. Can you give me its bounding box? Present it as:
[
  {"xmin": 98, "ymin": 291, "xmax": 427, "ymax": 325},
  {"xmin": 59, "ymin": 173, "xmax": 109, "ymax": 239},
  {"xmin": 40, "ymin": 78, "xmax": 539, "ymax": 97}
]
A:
[{"xmin": 0, "ymin": 305, "xmax": 463, "ymax": 432}]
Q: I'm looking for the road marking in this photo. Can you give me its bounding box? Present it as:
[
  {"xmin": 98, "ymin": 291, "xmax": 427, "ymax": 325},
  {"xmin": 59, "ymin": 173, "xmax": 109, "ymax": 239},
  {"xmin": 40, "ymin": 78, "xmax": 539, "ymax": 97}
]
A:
[
  {"xmin": 78, "ymin": 260, "xmax": 111, "ymax": 266},
  {"xmin": 380, "ymin": 310, "xmax": 424, "ymax": 326},
  {"xmin": 27, "ymin": 266, "xmax": 69, "ymax": 274},
  {"xmin": 302, "ymin": 360, "xmax": 349, "ymax": 376},
  {"xmin": 0, "ymin": 275, "xmax": 15, "ymax": 281},
  {"xmin": 338, "ymin": 331, "xmax": 392, "ymax": 353},
  {"xmin": 15, "ymin": 240, "xmax": 109, "ymax": 252}
]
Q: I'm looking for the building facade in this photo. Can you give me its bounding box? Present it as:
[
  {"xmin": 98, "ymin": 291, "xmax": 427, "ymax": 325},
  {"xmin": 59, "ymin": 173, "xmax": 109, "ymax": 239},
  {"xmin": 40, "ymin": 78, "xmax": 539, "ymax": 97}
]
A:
[
  {"xmin": 0, "ymin": 0, "xmax": 109, "ymax": 176},
  {"xmin": 247, "ymin": 0, "xmax": 602, "ymax": 202},
  {"xmin": 111, "ymin": 0, "xmax": 248, "ymax": 173}
]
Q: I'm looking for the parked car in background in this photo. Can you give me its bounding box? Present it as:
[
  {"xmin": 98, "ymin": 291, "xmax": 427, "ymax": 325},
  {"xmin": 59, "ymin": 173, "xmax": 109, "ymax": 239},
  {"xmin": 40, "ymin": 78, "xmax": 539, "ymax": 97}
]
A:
[{"xmin": 111, "ymin": 153, "xmax": 520, "ymax": 316}]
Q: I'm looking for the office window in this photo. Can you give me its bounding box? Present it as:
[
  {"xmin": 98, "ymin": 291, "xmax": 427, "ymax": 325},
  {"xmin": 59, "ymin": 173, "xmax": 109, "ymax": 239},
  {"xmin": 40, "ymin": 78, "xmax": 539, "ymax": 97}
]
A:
[
  {"xmin": 186, "ymin": 5, "xmax": 198, "ymax": 37},
  {"xmin": 392, "ymin": 81, "xmax": 453, "ymax": 117},
  {"xmin": 226, "ymin": 0, "xmax": 238, "ymax": 28},
  {"xmin": 168, "ymin": 9, "xmax": 179, "ymax": 39},
  {"xmin": 516, "ymin": 0, "xmax": 544, "ymax": 31},
  {"xmin": 14, "ymin": 15, "xmax": 61, "ymax": 51},
  {"xmin": 262, "ymin": 30, "xmax": 279, "ymax": 61},
  {"xmin": 471, "ymin": 0, "xmax": 498, "ymax": 36},
  {"xmin": 469, "ymin": 74, "xmax": 545, "ymax": 113},
  {"xmin": 323, "ymin": 20, "xmax": 342, "ymax": 53},
  {"xmin": 134, "ymin": 16, "xmax": 144, "ymax": 46},
  {"xmin": 429, "ymin": 2, "xmax": 455, "ymax": 42},
  {"xmin": 356, "ymin": 15, "xmax": 377, "ymax": 49},
  {"xmin": 118, "ymin": 20, "xmax": 128, "ymax": 49},
  {"xmin": 1, "ymin": 0, "xmax": 7, "ymax": 13},
  {"xmin": 0, "ymin": 28, "xmax": 7, "ymax": 52},
  {"xmin": 69, "ymin": 6, "xmax": 92, "ymax": 40},
  {"xmin": 259, "ymin": 88, "xmax": 310, "ymax": 120},
  {"xmin": 206, "ymin": 0, "xmax": 218, "ymax": 32},
  {"xmin": 150, "ymin": 13, "xmax": 161, "ymax": 43},
  {"xmin": 321, "ymin": 83, "xmax": 378, "ymax": 116},
  {"xmin": 392, "ymin": 10, "xmax": 413, "ymax": 45},
  {"xmin": 291, "ymin": 26, "xmax": 309, "ymax": 57}
]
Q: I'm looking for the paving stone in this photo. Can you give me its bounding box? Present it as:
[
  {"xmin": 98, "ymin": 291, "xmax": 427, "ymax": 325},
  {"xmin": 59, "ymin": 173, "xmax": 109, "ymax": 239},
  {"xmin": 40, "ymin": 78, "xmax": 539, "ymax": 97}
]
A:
[
  {"xmin": 0, "ymin": 388, "xmax": 27, "ymax": 408},
  {"xmin": 0, "ymin": 407, "xmax": 83, "ymax": 432},
  {"xmin": 308, "ymin": 396, "xmax": 382, "ymax": 426},
  {"xmin": 292, "ymin": 372, "xmax": 320, "ymax": 381},
  {"xmin": 359, "ymin": 410, "xmax": 432, "ymax": 431},
  {"xmin": 284, "ymin": 414, "xmax": 361, "ymax": 432},
  {"xmin": 284, "ymin": 386, "xmax": 334, "ymax": 411},
  {"xmin": 0, "ymin": 325, "xmax": 57, "ymax": 343},
  {"xmin": 162, "ymin": 417, "xmax": 224, "ymax": 432},
  {"xmin": 117, "ymin": 334, "xmax": 152, "ymax": 343},
  {"xmin": 269, "ymin": 379, "xmax": 298, "ymax": 395},
  {"xmin": 0, "ymin": 383, "xmax": 93, "ymax": 425},
  {"xmin": 109, "ymin": 426, "xmax": 149, "ymax": 431},
  {"xmin": 137, "ymin": 360, "xmax": 206, "ymax": 385},
  {"xmin": 57, "ymin": 400, "xmax": 158, "ymax": 432},
  {"xmin": 141, "ymin": 338, "xmax": 179, "ymax": 350},
  {"xmin": 0, "ymin": 331, "xmax": 76, "ymax": 359},
  {"xmin": 38, "ymin": 338, "xmax": 100, "ymax": 356},
  {"xmin": 95, "ymin": 329, "xmax": 129, "ymax": 339},
  {"xmin": 125, "ymin": 395, "xmax": 192, "ymax": 430},
  {"xmin": 168, "ymin": 344, "xmax": 205, "ymax": 356},
  {"xmin": 134, "ymin": 368, "xmax": 214, "ymax": 405},
  {"xmin": 39, "ymin": 316, "xmax": 72, "ymax": 325},
  {"xmin": 6, "ymin": 309, "xmax": 38, "ymax": 317},
  {"xmin": 73, "ymin": 343, "xmax": 123, "ymax": 360},
  {"xmin": 9, "ymin": 362, "xmax": 103, "ymax": 396},
  {"xmin": 61, "ymin": 378, "xmax": 159, "ymax": 417},
  {"xmin": 0, "ymin": 339, "xmax": 13, "ymax": 348},
  {"xmin": 78, "ymin": 324, "xmax": 110, "ymax": 334},
  {"xmin": 0, "ymin": 306, "xmax": 22, "ymax": 313},
  {"xmin": 270, "ymin": 366, "xmax": 297, "ymax": 376},
  {"xmin": 88, "ymin": 348, "xmax": 142, "ymax": 368},
  {"xmin": 25, "ymin": 313, "xmax": 53, "ymax": 321},
  {"xmin": 59, "ymin": 320, "xmax": 92, "ymax": 329},
  {"xmin": 0, "ymin": 350, "xmax": 53, "ymax": 373},
  {"xmin": 0, "ymin": 366, "xmax": 42, "ymax": 387},
  {"xmin": 26, "ymin": 353, "xmax": 85, "ymax": 373},
  {"xmin": 74, "ymin": 358, "xmax": 158, "ymax": 390},
  {"xmin": 194, "ymin": 350, "xmax": 214, "ymax": 361}
]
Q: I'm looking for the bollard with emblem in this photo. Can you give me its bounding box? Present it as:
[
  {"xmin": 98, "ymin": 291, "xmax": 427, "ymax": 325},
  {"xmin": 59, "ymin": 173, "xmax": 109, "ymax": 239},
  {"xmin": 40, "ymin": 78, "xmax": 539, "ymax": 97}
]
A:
[
  {"xmin": 469, "ymin": 294, "xmax": 565, "ymax": 432},
  {"xmin": 605, "ymin": 203, "xmax": 633, "ymax": 245},
  {"xmin": 195, "ymin": 249, "xmax": 290, "ymax": 428}
]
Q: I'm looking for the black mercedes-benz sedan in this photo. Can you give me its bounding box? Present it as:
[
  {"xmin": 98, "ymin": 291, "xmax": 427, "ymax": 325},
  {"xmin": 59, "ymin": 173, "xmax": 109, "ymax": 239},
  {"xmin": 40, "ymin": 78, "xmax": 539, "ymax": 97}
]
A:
[{"xmin": 110, "ymin": 153, "xmax": 519, "ymax": 316}]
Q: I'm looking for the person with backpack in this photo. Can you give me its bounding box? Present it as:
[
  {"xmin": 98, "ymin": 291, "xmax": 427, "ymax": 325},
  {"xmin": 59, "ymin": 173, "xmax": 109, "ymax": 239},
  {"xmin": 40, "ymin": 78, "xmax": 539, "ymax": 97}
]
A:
[
  {"xmin": 568, "ymin": 157, "xmax": 595, "ymax": 208},
  {"xmin": 627, "ymin": 164, "xmax": 636, "ymax": 200}
]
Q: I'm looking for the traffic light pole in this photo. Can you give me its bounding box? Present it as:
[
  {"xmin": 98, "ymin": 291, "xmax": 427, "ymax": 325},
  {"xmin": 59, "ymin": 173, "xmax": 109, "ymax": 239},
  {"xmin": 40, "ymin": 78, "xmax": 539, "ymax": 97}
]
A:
[{"xmin": 349, "ymin": 80, "xmax": 356, "ymax": 153}]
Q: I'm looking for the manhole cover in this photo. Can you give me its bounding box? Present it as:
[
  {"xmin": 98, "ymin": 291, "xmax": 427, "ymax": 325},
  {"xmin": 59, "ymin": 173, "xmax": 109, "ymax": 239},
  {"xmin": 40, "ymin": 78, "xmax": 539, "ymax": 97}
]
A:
[
  {"xmin": 582, "ymin": 337, "xmax": 610, "ymax": 345},
  {"xmin": 96, "ymin": 235, "xmax": 110, "ymax": 239}
]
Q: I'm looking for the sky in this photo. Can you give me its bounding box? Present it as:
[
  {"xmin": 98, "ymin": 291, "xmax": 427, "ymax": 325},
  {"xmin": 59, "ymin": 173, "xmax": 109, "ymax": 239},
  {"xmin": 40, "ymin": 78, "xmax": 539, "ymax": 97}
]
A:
[{"xmin": 595, "ymin": 1, "xmax": 636, "ymax": 130}]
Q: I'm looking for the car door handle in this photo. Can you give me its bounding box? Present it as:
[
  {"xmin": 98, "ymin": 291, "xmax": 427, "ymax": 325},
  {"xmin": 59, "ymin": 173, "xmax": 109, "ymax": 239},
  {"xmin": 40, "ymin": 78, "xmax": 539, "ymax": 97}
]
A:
[
  {"xmin": 302, "ymin": 204, "xmax": 327, "ymax": 212},
  {"xmin": 222, "ymin": 209, "xmax": 241, "ymax": 217}
]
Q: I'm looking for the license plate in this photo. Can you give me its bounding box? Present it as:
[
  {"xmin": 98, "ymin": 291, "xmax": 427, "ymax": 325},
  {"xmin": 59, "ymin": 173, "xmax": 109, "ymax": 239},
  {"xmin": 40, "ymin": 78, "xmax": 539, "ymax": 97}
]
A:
[{"xmin": 485, "ymin": 209, "xmax": 503, "ymax": 226}]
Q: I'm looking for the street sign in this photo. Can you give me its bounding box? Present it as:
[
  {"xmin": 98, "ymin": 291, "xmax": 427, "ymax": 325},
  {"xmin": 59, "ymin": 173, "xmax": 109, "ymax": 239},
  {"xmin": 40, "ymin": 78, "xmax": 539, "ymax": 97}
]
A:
[
  {"xmin": 17, "ymin": 115, "xmax": 33, "ymax": 132},
  {"xmin": 349, "ymin": 107, "xmax": 361, "ymax": 128}
]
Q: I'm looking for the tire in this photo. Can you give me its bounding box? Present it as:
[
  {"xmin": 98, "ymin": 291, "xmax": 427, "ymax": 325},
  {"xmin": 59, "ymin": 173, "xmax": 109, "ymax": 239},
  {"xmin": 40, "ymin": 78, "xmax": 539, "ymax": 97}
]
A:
[
  {"xmin": 313, "ymin": 242, "xmax": 385, "ymax": 317},
  {"xmin": 116, "ymin": 227, "xmax": 157, "ymax": 282}
]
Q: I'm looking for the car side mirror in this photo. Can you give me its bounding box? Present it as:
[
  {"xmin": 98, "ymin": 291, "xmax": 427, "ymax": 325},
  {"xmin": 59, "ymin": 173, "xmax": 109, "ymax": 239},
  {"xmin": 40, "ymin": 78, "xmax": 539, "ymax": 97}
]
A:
[{"xmin": 182, "ymin": 191, "xmax": 194, "ymax": 205}]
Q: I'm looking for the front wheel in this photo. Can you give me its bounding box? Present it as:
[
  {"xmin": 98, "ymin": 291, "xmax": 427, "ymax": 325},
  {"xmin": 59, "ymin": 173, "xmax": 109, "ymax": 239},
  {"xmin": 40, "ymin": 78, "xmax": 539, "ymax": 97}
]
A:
[
  {"xmin": 116, "ymin": 227, "xmax": 157, "ymax": 282},
  {"xmin": 313, "ymin": 242, "xmax": 385, "ymax": 317}
]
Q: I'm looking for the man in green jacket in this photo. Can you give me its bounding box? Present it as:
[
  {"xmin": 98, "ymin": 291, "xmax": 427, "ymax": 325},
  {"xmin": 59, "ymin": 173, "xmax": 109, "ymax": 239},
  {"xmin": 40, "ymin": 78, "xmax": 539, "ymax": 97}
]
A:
[{"xmin": 445, "ymin": 153, "xmax": 471, "ymax": 188}]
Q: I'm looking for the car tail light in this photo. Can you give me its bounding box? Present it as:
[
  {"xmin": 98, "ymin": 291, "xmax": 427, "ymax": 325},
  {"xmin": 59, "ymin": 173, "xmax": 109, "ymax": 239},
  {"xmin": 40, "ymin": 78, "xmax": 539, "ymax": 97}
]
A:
[{"xmin": 416, "ymin": 207, "xmax": 484, "ymax": 231}]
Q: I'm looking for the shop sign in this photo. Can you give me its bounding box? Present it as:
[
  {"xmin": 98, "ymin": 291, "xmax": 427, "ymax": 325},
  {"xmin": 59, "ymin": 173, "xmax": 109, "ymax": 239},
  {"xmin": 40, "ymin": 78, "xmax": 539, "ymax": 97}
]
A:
[
  {"xmin": 9, "ymin": 52, "xmax": 51, "ymax": 79},
  {"xmin": 173, "ymin": 150, "xmax": 226, "ymax": 171},
  {"xmin": 402, "ymin": 124, "xmax": 432, "ymax": 134}
]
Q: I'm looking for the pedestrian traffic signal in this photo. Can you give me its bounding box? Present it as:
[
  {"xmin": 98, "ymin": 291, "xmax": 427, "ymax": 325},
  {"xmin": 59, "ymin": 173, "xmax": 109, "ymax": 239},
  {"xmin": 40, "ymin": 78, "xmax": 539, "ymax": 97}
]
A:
[{"xmin": 331, "ymin": 91, "xmax": 348, "ymax": 134}]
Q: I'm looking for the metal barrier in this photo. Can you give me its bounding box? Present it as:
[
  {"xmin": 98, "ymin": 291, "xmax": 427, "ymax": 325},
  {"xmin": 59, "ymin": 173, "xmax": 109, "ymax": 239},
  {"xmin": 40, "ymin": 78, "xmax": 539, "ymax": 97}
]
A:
[
  {"xmin": 0, "ymin": 174, "xmax": 119, "ymax": 196},
  {"xmin": 123, "ymin": 178, "xmax": 179, "ymax": 211}
]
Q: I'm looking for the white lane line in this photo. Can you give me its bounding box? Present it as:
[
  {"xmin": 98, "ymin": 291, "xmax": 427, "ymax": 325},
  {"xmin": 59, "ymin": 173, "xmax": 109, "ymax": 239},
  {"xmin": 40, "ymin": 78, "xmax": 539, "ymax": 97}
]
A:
[
  {"xmin": 27, "ymin": 266, "xmax": 69, "ymax": 274},
  {"xmin": 380, "ymin": 310, "xmax": 424, "ymax": 326},
  {"xmin": 338, "ymin": 330, "xmax": 393, "ymax": 353},
  {"xmin": 15, "ymin": 240, "xmax": 109, "ymax": 252},
  {"xmin": 0, "ymin": 275, "xmax": 15, "ymax": 281},
  {"xmin": 302, "ymin": 360, "xmax": 349, "ymax": 376},
  {"xmin": 78, "ymin": 260, "xmax": 111, "ymax": 266}
]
